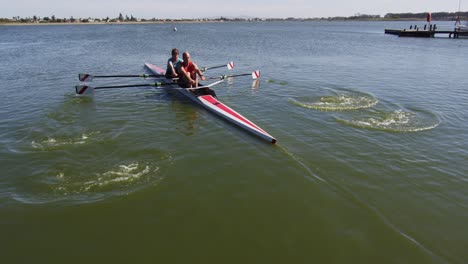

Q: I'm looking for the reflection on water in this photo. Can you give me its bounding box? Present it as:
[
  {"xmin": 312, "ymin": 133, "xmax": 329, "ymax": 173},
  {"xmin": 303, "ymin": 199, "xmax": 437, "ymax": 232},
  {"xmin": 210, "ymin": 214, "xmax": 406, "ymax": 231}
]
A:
[
  {"xmin": 169, "ymin": 99, "xmax": 200, "ymax": 136},
  {"xmin": 251, "ymin": 79, "xmax": 260, "ymax": 89},
  {"xmin": 267, "ymin": 79, "xmax": 288, "ymax": 85}
]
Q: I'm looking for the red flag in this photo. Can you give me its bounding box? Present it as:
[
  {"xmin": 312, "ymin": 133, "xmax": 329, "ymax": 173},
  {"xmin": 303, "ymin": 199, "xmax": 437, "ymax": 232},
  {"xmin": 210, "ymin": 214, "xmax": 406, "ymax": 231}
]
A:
[{"xmin": 426, "ymin": 12, "xmax": 432, "ymax": 23}]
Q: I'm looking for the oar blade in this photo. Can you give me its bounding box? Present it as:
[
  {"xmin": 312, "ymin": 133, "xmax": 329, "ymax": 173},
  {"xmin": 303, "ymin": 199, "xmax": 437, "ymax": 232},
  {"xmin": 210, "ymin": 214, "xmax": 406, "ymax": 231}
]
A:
[
  {"xmin": 227, "ymin": 61, "xmax": 234, "ymax": 70},
  {"xmin": 251, "ymin": 70, "xmax": 260, "ymax": 80},
  {"xmin": 78, "ymin": 74, "xmax": 94, "ymax": 82},
  {"xmin": 75, "ymin": 85, "xmax": 94, "ymax": 95}
]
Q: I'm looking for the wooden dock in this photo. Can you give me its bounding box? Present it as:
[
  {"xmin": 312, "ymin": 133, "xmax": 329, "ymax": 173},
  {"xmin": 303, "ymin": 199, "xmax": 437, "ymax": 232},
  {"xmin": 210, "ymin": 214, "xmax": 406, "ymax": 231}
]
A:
[{"xmin": 385, "ymin": 27, "xmax": 468, "ymax": 38}]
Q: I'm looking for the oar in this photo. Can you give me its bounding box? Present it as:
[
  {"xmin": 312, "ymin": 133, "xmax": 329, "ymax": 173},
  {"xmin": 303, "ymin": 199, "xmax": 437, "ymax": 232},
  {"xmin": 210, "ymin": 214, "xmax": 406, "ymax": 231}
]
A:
[
  {"xmin": 79, "ymin": 61, "xmax": 234, "ymax": 82},
  {"xmin": 208, "ymin": 70, "xmax": 260, "ymax": 80},
  {"xmin": 78, "ymin": 73, "xmax": 165, "ymax": 82},
  {"xmin": 201, "ymin": 61, "xmax": 234, "ymax": 72},
  {"xmin": 75, "ymin": 82, "xmax": 171, "ymax": 95},
  {"xmin": 75, "ymin": 80, "xmax": 226, "ymax": 95}
]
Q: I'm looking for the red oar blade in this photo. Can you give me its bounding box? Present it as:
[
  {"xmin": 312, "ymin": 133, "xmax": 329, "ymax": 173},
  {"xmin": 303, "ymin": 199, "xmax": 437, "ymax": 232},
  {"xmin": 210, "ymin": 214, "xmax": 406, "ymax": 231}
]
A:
[
  {"xmin": 251, "ymin": 70, "xmax": 260, "ymax": 79},
  {"xmin": 75, "ymin": 85, "xmax": 94, "ymax": 95},
  {"xmin": 78, "ymin": 74, "xmax": 94, "ymax": 82}
]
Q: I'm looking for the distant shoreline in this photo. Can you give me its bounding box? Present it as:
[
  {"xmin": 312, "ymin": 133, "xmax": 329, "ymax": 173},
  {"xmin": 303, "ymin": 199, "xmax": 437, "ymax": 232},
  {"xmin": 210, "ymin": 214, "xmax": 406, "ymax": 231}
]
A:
[
  {"xmin": 0, "ymin": 21, "xmax": 214, "ymax": 26},
  {"xmin": 2, "ymin": 10, "xmax": 466, "ymax": 26},
  {"xmin": 0, "ymin": 19, "xmax": 458, "ymax": 27}
]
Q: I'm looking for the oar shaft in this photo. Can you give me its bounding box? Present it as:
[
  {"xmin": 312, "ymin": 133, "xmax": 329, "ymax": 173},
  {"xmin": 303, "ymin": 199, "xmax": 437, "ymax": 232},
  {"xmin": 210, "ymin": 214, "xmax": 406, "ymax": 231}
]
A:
[
  {"xmin": 79, "ymin": 73, "xmax": 165, "ymax": 82},
  {"xmin": 93, "ymin": 83, "xmax": 160, "ymax": 90},
  {"xmin": 93, "ymin": 75, "xmax": 149, "ymax": 78},
  {"xmin": 75, "ymin": 82, "xmax": 173, "ymax": 95},
  {"xmin": 201, "ymin": 61, "xmax": 233, "ymax": 72},
  {"xmin": 207, "ymin": 73, "xmax": 251, "ymax": 80},
  {"xmin": 79, "ymin": 62, "xmax": 233, "ymax": 81},
  {"xmin": 203, "ymin": 65, "xmax": 224, "ymax": 71},
  {"xmin": 226, "ymin": 73, "xmax": 251, "ymax": 78}
]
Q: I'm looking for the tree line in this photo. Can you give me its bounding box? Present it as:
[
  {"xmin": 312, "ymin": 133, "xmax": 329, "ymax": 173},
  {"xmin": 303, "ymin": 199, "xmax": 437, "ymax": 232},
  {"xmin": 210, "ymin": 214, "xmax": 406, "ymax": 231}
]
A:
[
  {"xmin": 384, "ymin": 11, "xmax": 468, "ymax": 20},
  {"xmin": 1, "ymin": 11, "xmax": 467, "ymax": 24},
  {"xmin": 1, "ymin": 13, "xmax": 141, "ymax": 23}
]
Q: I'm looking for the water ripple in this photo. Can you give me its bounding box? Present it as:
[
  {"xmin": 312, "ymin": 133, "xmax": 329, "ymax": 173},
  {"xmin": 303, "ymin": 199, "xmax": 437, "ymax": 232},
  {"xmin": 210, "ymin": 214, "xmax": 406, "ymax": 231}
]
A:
[
  {"xmin": 31, "ymin": 131, "xmax": 102, "ymax": 150},
  {"xmin": 291, "ymin": 89, "xmax": 378, "ymax": 111},
  {"xmin": 10, "ymin": 154, "xmax": 172, "ymax": 205},
  {"xmin": 335, "ymin": 108, "xmax": 440, "ymax": 132}
]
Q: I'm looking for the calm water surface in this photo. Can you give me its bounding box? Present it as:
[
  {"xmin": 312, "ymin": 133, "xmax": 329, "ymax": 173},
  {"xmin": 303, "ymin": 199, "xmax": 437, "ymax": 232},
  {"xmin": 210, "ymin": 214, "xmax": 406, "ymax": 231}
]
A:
[{"xmin": 0, "ymin": 21, "xmax": 467, "ymax": 263}]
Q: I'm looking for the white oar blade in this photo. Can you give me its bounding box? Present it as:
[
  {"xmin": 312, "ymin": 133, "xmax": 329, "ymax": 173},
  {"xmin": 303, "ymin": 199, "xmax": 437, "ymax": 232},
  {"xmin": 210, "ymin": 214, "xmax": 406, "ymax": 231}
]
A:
[
  {"xmin": 251, "ymin": 70, "xmax": 260, "ymax": 79},
  {"xmin": 227, "ymin": 61, "xmax": 234, "ymax": 70},
  {"xmin": 79, "ymin": 74, "xmax": 94, "ymax": 82},
  {"xmin": 75, "ymin": 85, "xmax": 94, "ymax": 95}
]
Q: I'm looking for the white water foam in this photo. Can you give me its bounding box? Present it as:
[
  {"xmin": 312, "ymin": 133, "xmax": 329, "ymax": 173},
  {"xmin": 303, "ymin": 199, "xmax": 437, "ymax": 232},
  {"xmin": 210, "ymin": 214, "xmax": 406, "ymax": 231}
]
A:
[
  {"xmin": 81, "ymin": 163, "xmax": 153, "ymax": 192},
  {"xmin": 31, "ymin": 131, "xmax": 101, "ymax": 150},
  {"xmin": 292, "ymin": 93, "xmax": 378, "ymax": 111},
  {"xmin": 10, "ymin": 160, "xmax": 166, "ymax": 204},
  {"xmin": 336, "ymin": 109, "xmax": 440, "ymax": 132}
]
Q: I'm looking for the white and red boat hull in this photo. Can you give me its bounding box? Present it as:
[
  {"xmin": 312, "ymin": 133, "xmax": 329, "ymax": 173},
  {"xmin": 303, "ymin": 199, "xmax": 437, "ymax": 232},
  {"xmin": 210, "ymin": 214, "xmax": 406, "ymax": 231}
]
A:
[{"xmin": 144, "ymin": 63, "xmax": 276, "ymax": 144}]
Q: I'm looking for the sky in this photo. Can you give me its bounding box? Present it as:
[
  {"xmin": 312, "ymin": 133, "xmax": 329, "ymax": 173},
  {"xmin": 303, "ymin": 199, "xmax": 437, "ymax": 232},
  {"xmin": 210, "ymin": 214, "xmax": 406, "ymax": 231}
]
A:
[{"xmin": 0, "ymin": 0, "xmax": 465, "ymax": 19}]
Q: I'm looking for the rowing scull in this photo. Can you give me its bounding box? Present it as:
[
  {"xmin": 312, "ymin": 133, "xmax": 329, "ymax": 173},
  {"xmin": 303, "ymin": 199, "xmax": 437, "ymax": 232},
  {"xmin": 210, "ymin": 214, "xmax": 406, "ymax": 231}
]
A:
[{"xmin": 144, "ymin": 63, "xmax": 276, "ymax": 144}]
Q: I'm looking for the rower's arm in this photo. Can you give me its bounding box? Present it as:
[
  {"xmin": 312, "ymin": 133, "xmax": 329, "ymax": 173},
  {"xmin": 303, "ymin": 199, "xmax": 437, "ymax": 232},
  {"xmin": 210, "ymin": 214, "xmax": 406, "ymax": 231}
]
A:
[
  {"xmin": 167, "ymin": 61, "xmax": 177, "ymax": 77},
  {"xmin": 193, "ymin": 63, "xmax": 206, "ymax": 81},
  {"xmin": 179, "ymin": 65, "xmax": 196, "ymax": 85},
  {"xmin": 179, "ymin": 65, "xmax": 189, "ymax": 79}
]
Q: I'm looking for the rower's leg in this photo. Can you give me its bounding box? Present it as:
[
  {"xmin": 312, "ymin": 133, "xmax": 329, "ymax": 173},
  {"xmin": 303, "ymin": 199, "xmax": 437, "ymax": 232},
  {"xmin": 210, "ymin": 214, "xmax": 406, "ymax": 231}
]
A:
[{"xmin": 190, "ymin": 72, "xmax": 198, "ymax": 87}]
